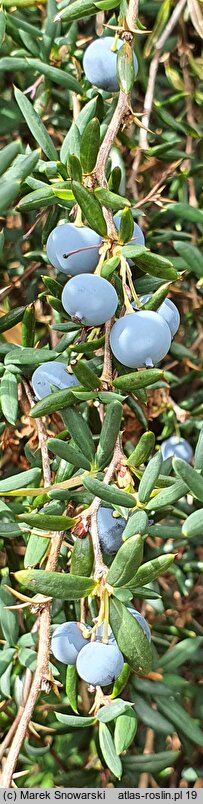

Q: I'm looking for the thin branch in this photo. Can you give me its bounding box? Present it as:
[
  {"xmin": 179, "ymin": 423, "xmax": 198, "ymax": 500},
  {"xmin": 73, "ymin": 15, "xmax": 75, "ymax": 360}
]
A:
[
  {"xmin": 0, "ymin": 387, "xmax": 63, "ymax": 787},
  {"xmin": 133, "ymin": 0, "xmax": 187, "ymax": 170},
  {"xmin": 100, "ymin": 320, "xmax": 112, "ymax": 385},
  {"xmin": 126, "ymin": 0, "xmax": 139, "ymax": 31}
]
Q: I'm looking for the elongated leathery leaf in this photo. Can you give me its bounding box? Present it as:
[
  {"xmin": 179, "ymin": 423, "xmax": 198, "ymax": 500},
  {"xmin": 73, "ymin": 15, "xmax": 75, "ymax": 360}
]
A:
[
  {"xmin": 146, "ymin": 479, "xmax": 188, "ymax": 510},
  {"xmin": 96, "ymin": 401, "xmax": 123, "ymax": 469},
  {"xmin": 173, "ymin": 457, "xmax": 203, "ymax": 502},
  {"xmin": 127, "ymin": 432, "xmax": 155, "ymax": 468},
  {"xmin": 14, "ymin": 88, "xmax": 57, "ymax": 160},
  {"xmin": 63, "ymin": 408, "xmax": 95, "ymax": 463},
  {"xmin": 66, "ymin": 665, "xmax": 78, "ymax": 713},
  {"xmin": 70, "ymin": 536, "xmax": 93, "ymax": 577},
  {"xmin": 99, "ymin": 722, "xmax": 122, "ymax": 780},
  {"xmin": 182, "ymin": 509, "xmax": 203, "ymax": 539},
  {"xmin": 24, "ymin": 535, "xmax": 49, "ymax": 568},
  {"xmin": 138, "ymin": 450, "xmax": 162, "ymax": 504},
  {"xmin": 0, "ymin": 467, "xmax": 41, "ymax": 493},
  {"xmin": 122, "ymin": 510, "xmax": 148, "ymax": 541},
  {"xmin": 80, "ymin": 118, "xmax": 100, "ymax": 173},
  {"xmin": 1, "ymin": 371, "xmax": 18, "ymax": 425},
  {"xmin": 47, "ymin": 438, "xmax": 90, "ymax": 471},
  {"xmin": 113, "ymin": 368, "xmax": 163, "ymax": 391},
  {"xmin": 110, "ymin": 598, "xmax": 152, "ymax": 674},
  {"xmin": 126, "ymin": 554, "xmax": 175, "ymax": 589},
  {"xmin": 71, "ymin": 181, "xmax": 107, "ymax": 237},
  {"xmin": 15, "ymin": 570, "xmax": 96, "ymax": 599},
  {"xmin": 18, "ymin": 514, "xmax": 75, "ymax": 531},
  {"xmin": 83, "ymin": 476, "xmax": 135, "ymax": 507},
  {"xmin": 107, "ymin": 534, "xmax": 143, "ymax": 587},
  {"xmin": 114, "ymin": 710, "xmax": 137, "ymax": 754},
  {"xmin": 5, "ymin": 347, "xmax": 59, "ymax": 367},
  {"xmin": 0, "ymin": 306, "xmax": 25, "ymax": 334}
]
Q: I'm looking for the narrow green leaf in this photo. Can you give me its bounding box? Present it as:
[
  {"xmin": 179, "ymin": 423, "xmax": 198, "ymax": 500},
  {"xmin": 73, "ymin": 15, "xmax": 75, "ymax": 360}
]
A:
[
  {"xmin": 131, "ymin": 694, "xmax": 173, "ymax": 736},
  {"xmin": 122, "ymin": 510, "xmax": 148, "ymax": 541},
  {"xmin": 55, "ymin": 712, "xmax": 95, "ymax": 726},
  {"xmin": 60, "ymin": 122, "xmax": 81, "ymax": 165},
  {"xmin": 63, "ymin": 408, "xmax": 95, "ymax": 462},
  {"xmin": 0, "ymin": 467, "xmax": 41, "ymax": 493},
  {"xmin": 68, "ymin": 154, "xmax": 82, "ymax": 183},
  {"xmin": 155, "ymin": 697, "xmax": 203, "ymax": 748},
  {"xmin": 127, "ymin": 432, "xmax": 155, "ymax": 468},
  {"xmin": 72, "ymin": 360, "xmax": 100, "ymax": 390},
  {"xmin": 47, "ymin": 438, "xmax": 90, "ymax": 471},
  {"xmin": 70, "ymin": 535, "xmax": 93, "ymax": 577},
  {"xmin": 173, "ymin": 457, "xmax": 203, "ymax": 503},
  {"xmin": 1, "ymin": 371, "xmax": 18, "ymax": 426},
  {"xmin": 0, "ymin": 10, "xmax": 5, "ymax": 45},
  {"xmin": 80, "ymin": 117, "xmax": 100, "ymax": 173},
  {"xmin": 174, "ymin": 241, "xmax": 203, "ymax": 279},
  {"xmin": 0, "ymin": 140, "xmax": 22, "ymax": 177},
  {"xmin": 107, "ymin": 535, "xmax": 143, "ymax": 587},
  {"xmin": 21, "ymin": 305, "xmax": 35, "ymax": 348},
  {"xmin": 96, "ymin": 401, "xmax": 123, "ymax": 469},
  {"xmin": 0, "ymin": 580, "xmax": 19, "ymax": 645},
  {"xmin": 117, "ymin": 42, "xmax": 135, "ymax": 94},
  {"xmin": 194, "ymin": 424, "xmax": 203, "ymax": 470},
  {"xmin": 66, "ymin": 665, "xmax": 78, "ymax": 713},
  {"xmin": 15, "ymin": 570, "xmax": 96, "ymax": 600},
  {"xmin": 127, "ymin": 554, "xmax": 175, "ymax": 589},
  {"xmin": 72, "ymin": 181, "xmax": 107, "ymax": 237},
  {"xmin": 118, "ymin": 208, "xmax": 134, "ymax": 244},
  {"xmin": 182, "ymin": 509, "xmax": 203, "ymax": 539},
  {"xmin": 123, "ymin": 750, "xmax": 179, "ymax": 773},
  {"xmin": 138, "ymin": 451, "xmax": 162, "ymax": 504},
  {"xmin": 5, "ymin": 347, "xmax": 59, "ymax": 367},
  {"xmin": 99, "ymin": 722, "xmax": 122, "ymax": 779},
  {"xmin": 113, "ymin": 369, "xmax": 163, "ymax": 391},
  {"xmin": 114, "ymin": 710, "xmax": 137, "ymax": 754},
  {"xmin": 14, "ymin": 87, "xmax": 57, "ymax": 160},
  {"xmin": 0, "ymin": 306, "xmax": 25, "ymax": 334},
  {"xmin": 110, "ymin": 598, "xmax": 152, "ymax": 674},
  {"xmin": 97, "ymin": 699, "xmax": 132, "ymax": 723},
  {"xmin": 146, "ymin": 479, "xmax": 188, "ymax": 510},
  {"xmin": 111, "ymin": 663, "xmax": 131, "ymax": 699},
  {"xmin": 24, "ymin": 535, "xmax": 49, "ymax": 568},
  {"xmin": 26, "ymin": 58, "xmax": 81, "ymax": 93},
  {"xmin": 156, "ymin": 636, "xmax": 202, "ymax": 672},
  {"xmin": 83, "ymin": 476, "xmax": 135, "ymax": 508},
  {"xmin": 94, "ymin": 187, "xmax": 130, "ymax": 211},
  {"xmin": 18, "ymin": 514, "xmax": 75, "ymax": 531},
  {"xmin": 30, "ymin": 388, "xmax": 76, "ymax": 417}
]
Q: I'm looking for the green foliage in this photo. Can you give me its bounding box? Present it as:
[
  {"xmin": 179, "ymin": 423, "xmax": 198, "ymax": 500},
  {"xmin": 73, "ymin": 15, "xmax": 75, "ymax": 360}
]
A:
[{"xmin": 0, "ymin": 0, "xmax": 203, "ymax": 789}]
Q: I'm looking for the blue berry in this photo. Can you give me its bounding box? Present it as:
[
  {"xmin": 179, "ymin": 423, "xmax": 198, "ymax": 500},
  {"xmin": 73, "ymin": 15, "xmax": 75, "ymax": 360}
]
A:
[
  {"xmin": 127, "ymin": 608, "xmax": 151, "ymax": 642},
  {"xmin": 76, "ymin": 641, "xmax": 124, "ymax": 686},
  {"xmin": 46, "ymin": 223, "xmax": 102, "ymax": 275},
  {"xmin": 61, "ymin": 274, "xmax": 118, "ymax": 327},
  {"xmin": 114, "ymin": 213, "xmax": 145, "ymax": 247},
  {"xmin": 83, "ymin": 37, "xmax": 138, "ymax": 94},
  {"xmin": 46, "ymin": 229, "xmax": 63, "ymax": 271},
  {"xmin": 32, "ymin": 361, "xmax": 79, "ymax": 400},
  {"xmin": 51, "ymin": 621, "xmax": 90, "ymax": 665},
  {"xmin": 110, "ymin": 311, "xmax": 171, "ymax": 369},
  {"xmin": 160, "ymin": 436, "xmax": 193, "ymax": 463},
  {"xmin": 96, "ymin": 506, "xmax": 125, "ymax": 554},
  {"xmin": 140, "ymin": 295, "xmax": 180, "ymax": 338}
]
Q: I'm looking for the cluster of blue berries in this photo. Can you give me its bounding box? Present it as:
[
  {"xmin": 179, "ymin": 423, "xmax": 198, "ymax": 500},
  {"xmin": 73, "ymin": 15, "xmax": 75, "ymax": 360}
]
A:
[
  {"xmin": 51, "ymin": 606, "xmax": 151, "ymax": 687},
  {"xmin": 44, "ymin": 210, "xmax": 180, "ymax": 370}
]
